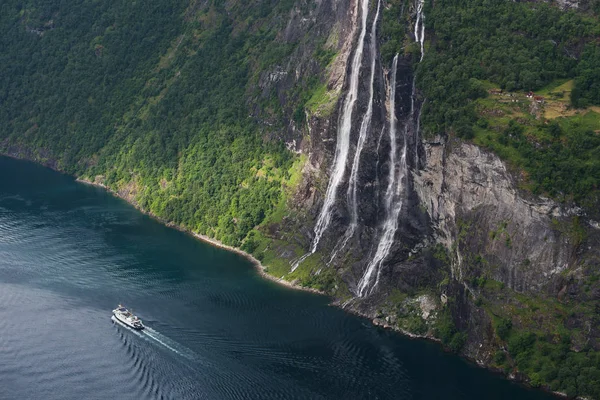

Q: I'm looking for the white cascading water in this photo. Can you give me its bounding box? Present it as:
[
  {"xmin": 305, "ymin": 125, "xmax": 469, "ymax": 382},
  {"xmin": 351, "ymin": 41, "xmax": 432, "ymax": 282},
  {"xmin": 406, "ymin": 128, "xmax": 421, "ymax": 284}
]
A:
[
  {"xmin": 347, "ymin": 0, "xmax": 381, "ymax": 227},
  {"xmin": 413, "ymin": 0, "xmax": 426, "ymax": 167},
  {"xmin": 356, "ymin": 54, "xmax": 405, "ymax": 297},
  {"xmin": 415, "ymin": 0, "xmax": 425, "ymax": 62},
  {"xmin": 291, "ymin": 0, "xmax": 372, "ymax": 272},
  {"xmin": 357, "ymin": 0, "xmax": 427, "ymax": 296},
  {"xmin": 329, "ymin": 0, "xmax": 382, "ymax": 263}
]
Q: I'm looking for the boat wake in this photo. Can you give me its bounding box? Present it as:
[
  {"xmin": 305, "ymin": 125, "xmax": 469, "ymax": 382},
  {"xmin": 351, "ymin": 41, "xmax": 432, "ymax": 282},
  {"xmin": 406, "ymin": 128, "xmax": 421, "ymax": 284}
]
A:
[
  {"xmin": 143, "ymin": 327, "xmax": 197, "ymax": 360},
  {"xmin": 112, "ymin": 316, "xmax": 197, "ymax": 360}
]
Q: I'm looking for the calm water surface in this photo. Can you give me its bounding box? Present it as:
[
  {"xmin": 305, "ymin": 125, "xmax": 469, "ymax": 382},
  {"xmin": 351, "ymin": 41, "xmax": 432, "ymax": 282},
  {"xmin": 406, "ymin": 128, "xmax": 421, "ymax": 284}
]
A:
[{"xmin": 0, "ymin": 156, "xmax": 556, "ymax": 400}]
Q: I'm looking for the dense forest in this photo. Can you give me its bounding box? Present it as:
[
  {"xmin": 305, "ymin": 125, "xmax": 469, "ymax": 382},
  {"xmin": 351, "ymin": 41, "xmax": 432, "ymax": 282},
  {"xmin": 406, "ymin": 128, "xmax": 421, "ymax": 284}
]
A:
[
  {"xmin": 4, "ymin": 0, "xmax": 600, "ymax": 241},
  {"xmin": 415, "ymin": 0, "xmax": 600, "ymax": 206},
  {"xmin": 0, "ymin": 0, "xmax": 307, "ymax": 246},
  {"xmin": 2, "ymin": 1, "xmax": 600, "ymax": 398},
  {"xmin": 365, "ymin": 2, "xmax": 600, "ymax": 398}
]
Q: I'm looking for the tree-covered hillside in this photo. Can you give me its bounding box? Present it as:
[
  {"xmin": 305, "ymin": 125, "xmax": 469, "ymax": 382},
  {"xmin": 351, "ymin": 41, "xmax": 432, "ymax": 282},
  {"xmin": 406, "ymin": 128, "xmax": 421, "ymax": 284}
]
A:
[
  {"xmin": 3, "ymin": 0, "xmax": 600, "ymax": 398},
  {"xmin": 400, "ymin": 2, "xmax": 600, "ymax": 397},
  {"xmin": 416, "ymin": 0, "xmax": 600, "ymax": 207},
  {"xmin": 0, "ymin": 0, "xmax": 316, "ymax": 246},
  {"xmin": 5, "ymin": 0, "xmax": 600, "ymax": 245}
]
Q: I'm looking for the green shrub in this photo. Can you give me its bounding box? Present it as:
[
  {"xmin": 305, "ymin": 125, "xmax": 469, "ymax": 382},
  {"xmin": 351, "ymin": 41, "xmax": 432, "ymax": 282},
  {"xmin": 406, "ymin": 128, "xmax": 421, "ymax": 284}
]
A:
[
  {"xmin": 529, "ymin": 372, "xmax": 542, "ymax": 388},
  {"xmin": 449, "ymin": 332, "xmax": 467, "ymax": 353},
  {"xmin": 494, "ymin": 318, "xmax": 513, "ymax": 341},
  {"xmin": 493, "ymin": 350, "xmax": 507, "ymax": 365},
  {"xmin": 434, "ymin": 313, "xmax": 467, "ymax": 353},
  {"xmin": 509, "ymin": 332, "xmax": 536, "ymax": 356}
]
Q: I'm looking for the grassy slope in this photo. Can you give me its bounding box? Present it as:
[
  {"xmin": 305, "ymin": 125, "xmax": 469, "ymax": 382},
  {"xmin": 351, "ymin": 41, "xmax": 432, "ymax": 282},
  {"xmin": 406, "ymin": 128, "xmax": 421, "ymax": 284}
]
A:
[
  {"xmin": 471, "ymin": 80, "xmax": 600, "ymax": 201},
  {"xmin": 417, "ymin": 0, "xmax": 600, "ymax": 205}
]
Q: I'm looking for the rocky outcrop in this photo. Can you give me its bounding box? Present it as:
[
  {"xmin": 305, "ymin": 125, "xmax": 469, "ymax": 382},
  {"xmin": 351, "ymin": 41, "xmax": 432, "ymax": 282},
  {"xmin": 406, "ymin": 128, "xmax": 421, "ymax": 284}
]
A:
[
  {"xmin": 414, "ymin": 138, "xmax": 577, "ymax": 293},
  {"xmin": 5, "ymin": 0, "xmax": 598, "ymax": 394},
  {"xmin": 556, "ymin": 0, "xmax": 580, "ymax": 10},
  {"xmin": 256, "ymin": 3, "xmax": 600, "ymax": 393},
  {"xmin": 254, "ymin": 0, "xmax": 356, "ymax": 147}
]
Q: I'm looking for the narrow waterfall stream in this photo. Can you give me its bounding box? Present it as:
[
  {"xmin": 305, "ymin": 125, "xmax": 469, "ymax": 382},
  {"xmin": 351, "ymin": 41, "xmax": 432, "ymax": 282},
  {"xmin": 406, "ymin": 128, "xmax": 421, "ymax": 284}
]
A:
[
  {"xmin": 292, "ymin": 0, "xmax": 372, "ymax": 271},
  {"xmin": 357, "ymin": 54, "xmax": 406, "ymax": 297},
  {"xmin": 414, "ymin": 0, "xmax": 426, "ymax": 167},
  {"xmin": 0, "ymin": 156, "xmax": 556, "ymax": 400},
  {"xmin": 357, "ymin": 0, "xmax": 427, "ymax": 296},
  {"xmin": 330, "ymin": 0, "xmax": 382, "ymax": 263},
  {"xmin": 296, "ymin": 0, "xmax": 427, "ymax": 282},
  {"xmin": 415, "ymin": 0, "xmax": 425, "ymax": 62}
]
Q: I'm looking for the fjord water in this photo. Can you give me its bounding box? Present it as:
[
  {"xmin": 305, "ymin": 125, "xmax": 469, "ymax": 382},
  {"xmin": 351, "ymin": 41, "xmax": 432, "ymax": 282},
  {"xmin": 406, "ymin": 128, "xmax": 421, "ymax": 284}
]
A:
[{"xmin": 0, "ymin": 156, "xmax": 554, "ymax": 400}]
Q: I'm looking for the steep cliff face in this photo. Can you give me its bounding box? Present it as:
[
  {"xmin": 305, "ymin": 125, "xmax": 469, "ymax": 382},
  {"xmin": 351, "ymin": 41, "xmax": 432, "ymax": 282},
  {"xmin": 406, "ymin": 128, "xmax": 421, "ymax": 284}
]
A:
[
  {"xmin": 262, "ymin": 0, "xmax": 439, "ymax": 305},
  {"xmin": 254, "ymin": 0, "xmax": 600, "ymax": 395},
  {"xmin": 416, "ymin": 139, "xmax": 575, "ymax": 293},
  {"xmin": 2, "ymin": 0, "xmax": 600, "ymax": 396},
  {"xmin": 414, "ymin": 136, "xmax": 600, "ymax": 347},
  {"xmin": 254, "ymin": 0, "xmax": 357, "ymax": 140},
  {"xmin": 280, "ymin": 1, "xmax": 430, "ymax": 295}
]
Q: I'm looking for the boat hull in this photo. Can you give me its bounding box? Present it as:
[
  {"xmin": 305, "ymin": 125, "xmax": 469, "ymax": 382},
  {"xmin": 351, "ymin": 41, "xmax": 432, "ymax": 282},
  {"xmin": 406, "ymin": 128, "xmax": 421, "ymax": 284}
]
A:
[{"xmin": 112, "ymin": 312, "xmax": 144, "ymax": 330}]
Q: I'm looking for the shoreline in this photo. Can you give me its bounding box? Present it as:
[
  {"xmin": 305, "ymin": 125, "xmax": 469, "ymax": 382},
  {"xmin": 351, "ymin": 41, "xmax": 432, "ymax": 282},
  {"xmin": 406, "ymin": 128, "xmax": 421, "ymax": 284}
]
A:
[
  {"xmin": 74, "ymin": 177, "xmax": 326, "ymax": 297},
  {"xmin": 0, "ymin": 154, "xmax": 567, "ymax": 399}
]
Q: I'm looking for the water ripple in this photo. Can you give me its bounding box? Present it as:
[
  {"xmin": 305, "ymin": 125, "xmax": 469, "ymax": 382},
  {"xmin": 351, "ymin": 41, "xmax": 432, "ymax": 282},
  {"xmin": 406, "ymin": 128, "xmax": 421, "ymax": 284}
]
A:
[{"xmin": 0, "ymin": 156, "xmax": 557, "ymax": 400}]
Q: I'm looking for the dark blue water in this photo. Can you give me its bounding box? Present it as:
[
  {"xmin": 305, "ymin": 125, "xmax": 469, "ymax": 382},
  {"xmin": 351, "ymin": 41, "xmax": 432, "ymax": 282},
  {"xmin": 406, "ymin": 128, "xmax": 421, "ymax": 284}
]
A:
[{"xmin": 0, "ymin": 155, "xmax": 556, "ymax": 400}]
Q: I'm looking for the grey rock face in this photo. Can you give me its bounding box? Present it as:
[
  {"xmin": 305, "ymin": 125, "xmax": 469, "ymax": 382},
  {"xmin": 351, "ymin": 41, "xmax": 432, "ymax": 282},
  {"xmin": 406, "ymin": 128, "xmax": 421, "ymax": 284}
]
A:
[
  {"xmin": 254, "ymin": 0, "xmax": 356, "ymax": 147},
  {"xmin": 257, "ymin": 0, "xmax": 600, "ymax": 361},
  {"xmin": 414, "ymin": 139, "xmax": 575, "ymax": 293},
  {"xmin": 555, "ymin": 0, "xmax": 580, "ymax": 9}
]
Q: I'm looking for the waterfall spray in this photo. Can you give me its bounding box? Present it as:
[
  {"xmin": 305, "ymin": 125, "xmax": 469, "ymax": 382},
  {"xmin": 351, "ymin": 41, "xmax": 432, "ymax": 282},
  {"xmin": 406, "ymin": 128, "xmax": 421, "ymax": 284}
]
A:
[
  {"xmin": 347, "ymin": 0, "xmax": 381, "ymax": 228},
  {"xmin": 291, "ymin": 0, "xmax": 372, "ymax": 272},
  {"xmin": 357, "ymin": 0, "xmax": 427, "ymax": 296},
  {"xmin": 415, "ymin": 0, "xmax": 425, "ymax": 62},
  {"xmin": 357, "ymin": 54, "xmax": 405, "ymax": 297},
  {"xmin": 328, "ymin": 0, "xmax": 382, "ymax": 264}
]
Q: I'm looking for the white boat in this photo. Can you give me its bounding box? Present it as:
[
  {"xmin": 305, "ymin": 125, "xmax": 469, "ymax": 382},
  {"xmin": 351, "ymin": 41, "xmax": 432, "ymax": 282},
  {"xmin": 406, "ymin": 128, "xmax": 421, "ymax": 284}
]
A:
[{"xmin": 112, "ymin": 305, "xmax": 144, "ymax": 330}]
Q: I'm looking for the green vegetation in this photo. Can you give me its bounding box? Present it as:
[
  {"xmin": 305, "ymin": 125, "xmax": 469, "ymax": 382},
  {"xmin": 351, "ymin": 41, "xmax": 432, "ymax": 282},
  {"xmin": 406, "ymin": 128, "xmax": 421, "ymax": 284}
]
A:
[
  {"xmin": 572, "ymin": 44, "xmax": 600, "ymax": 108},
  {"xmin": 419, "ymin": 0, "xmax": 600, "ymax": 134},
  {"xmin": 3, "ymin": 0, "xmax": 600, "ymax": 395},
  {"xmin": 305, "ymin": 83, "xmax": 338, "ymax": 116},
  {"xmin": 493, "ymin": 317, "xmax": 512, "ymax": 341},
  {"xmin": 416, "ymin": 0, "xmax": 600, "ymax": 204},
  {"xmin": 502, "ymin": 331, "xmax": 600, "ymax": 399},
  {"xmin": 477, "ymin": 274, "xmax": 600, "ymax": 399},
  {"xmin": 0, "ymin": 0, "xmax": 329, "ymax": 248},
  {"xmin": 379, "ymin": 0, "xmax": 408, "ymax": 63},
  {"xmin": 395, "ymin": 299, "xmax": 429, "ymax": 335},
  {"xmin": 470, "ymin": 87, "xmax": 600, "ymax": 204},
  {"xmin": 434, "ymin": 311, "xmax": 466, "ymax": 353}
]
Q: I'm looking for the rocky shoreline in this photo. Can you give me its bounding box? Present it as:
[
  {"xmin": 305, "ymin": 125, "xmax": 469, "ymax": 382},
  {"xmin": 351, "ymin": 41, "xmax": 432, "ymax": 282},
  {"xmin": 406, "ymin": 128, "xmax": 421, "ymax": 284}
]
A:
[
  {"xmin": 0, "ymin": 152, "xmax": 571, "ymax": 399},
  {"xmin": 0, "ymin": 147, "xmax": 327, "ymax": 296},
  {"xmin": 74, "ymin": 177, "xmax": 326, "ymax": 297}
]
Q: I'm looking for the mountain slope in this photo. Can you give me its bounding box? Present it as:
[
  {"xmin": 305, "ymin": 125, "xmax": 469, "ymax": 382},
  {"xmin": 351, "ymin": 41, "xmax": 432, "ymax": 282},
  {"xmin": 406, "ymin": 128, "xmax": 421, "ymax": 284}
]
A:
[{"xmin": 2, "ymin": 0, "xmax": 600, "ymax": 398}]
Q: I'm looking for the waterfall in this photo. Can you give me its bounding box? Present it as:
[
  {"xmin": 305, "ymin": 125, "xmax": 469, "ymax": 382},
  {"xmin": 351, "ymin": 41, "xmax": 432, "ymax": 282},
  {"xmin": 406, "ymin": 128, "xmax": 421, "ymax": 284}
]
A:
[
  {"xmin": 347, "ymin": 0, "xmax": 381, "ymax": 228},
  {"xmin": 291, "ymin": 0, "xmax": 372, "ymax": 272},
  {"xmin": 413, "ymin": 0, "xmax": 425, "ymax": 167},
  {"xmin": 357, "ymin": 54, "xmax": 406, "ymax": 297},
  {"xmin": 329, "ymin": 0, "xmax": 382, "ymax": 264},
  {"xmin": 356, "ymin": 0, "xmax": 427, "ymax": 296},
  {"xmin": 415, "ymin": 0, "xmax": 425, "ymax": 62}
]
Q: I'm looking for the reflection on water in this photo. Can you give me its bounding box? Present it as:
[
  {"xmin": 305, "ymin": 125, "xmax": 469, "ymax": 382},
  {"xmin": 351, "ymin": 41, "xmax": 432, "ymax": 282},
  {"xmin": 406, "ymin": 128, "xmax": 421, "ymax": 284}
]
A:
[{"xmin": 0, "ymin": 156, "xmax": 556, "ymax": 400}]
